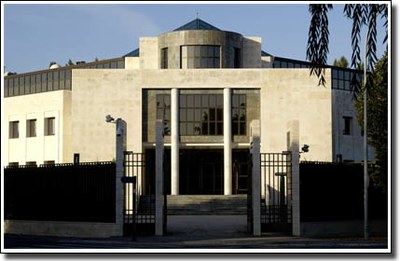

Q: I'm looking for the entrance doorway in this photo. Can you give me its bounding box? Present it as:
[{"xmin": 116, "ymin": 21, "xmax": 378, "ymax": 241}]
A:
[
  {"xmin": 179, "ymin": 149, "xmax": 223, "ymax": 195},
  {"xmin": 233, "ymin": 149, "xmax": 250, "ymax": 194},
  {"xmin": 144, "ymin": 148, "xmax": 250, "ymax": 195}
]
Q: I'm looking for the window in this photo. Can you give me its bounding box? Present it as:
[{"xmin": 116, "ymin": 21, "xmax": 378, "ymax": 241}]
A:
[
  {"xmin": 26, "ymin": 161, "xmax": 37, "ymax": 167},
  {"xmin": 45, "ymin": 117, "xmax": 55, "ymax": 136},
  {"xmin": 232, "ymin": 94, "xmax": 246, "ymax": 135},
  {"xmin": 343, "ymin": 116, "xmax": 352, "ymax": 135},
  {"xmin": 44, "ymin": 160, "xmax": 55, "ymax": 166},
  {"xmin": 26, "ymin": 119, "xmax": 37, "ymax": 137},
  {"xmin": 332, "ymin": 68, "xmax": 362, "ymax": 92},
  {"xmin": 156, "ymin": 94, "xmax": 171, "ymax": 135},
  {"xmin": 234, "ymin": 48, "xmax": 241, "ymax": 68},
  {"xmin": 181, "ymin": 45, "xmax": 220, "ymax": 69},
  {"xmin": 8, "ymin": 162, "xmax": 19, "ymax": 168},
  {"xmin": 161, "ymin": 48, "xmax": 168, "ymax": 69},
  {"xmin": 179, "ymin": 94, "xmax": 223, "ymax": 136},
  {"xmin": 9, "ymin": 121, "xmax": 19, "ymax": 139}
]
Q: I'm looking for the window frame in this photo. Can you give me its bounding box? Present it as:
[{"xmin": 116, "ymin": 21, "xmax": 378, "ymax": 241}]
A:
[
  {"xmin": 156, "ymin": 94, "xmax": 171, "ymax": 135},
  {"xmin": 45, "ymin": 117, "xmax": 55, "ymax": 136},
  {"xmin": 343, "ymin": 116, "xmax": 353, "ymax": 135},
  {"xmin": 232, "ymin": 94, "xmax": 247, "ymax": 136},
  {"xmin": 180, "ymin": 45, "xmax": 221, "ymax": 69},
  {"xmin": 9, "ymin": 121, "xmax": 19, "ymax": 139},
  {"xmin": 179, "ymin": 94, "xmax": 223, "ymax": 136},
  {"xmin": 26, "ymin": 119, "xmax": 37, "ymax": 138},
  {"xmin": 161, "ymin": 47, "xmax": 168, "ymax": 69}
]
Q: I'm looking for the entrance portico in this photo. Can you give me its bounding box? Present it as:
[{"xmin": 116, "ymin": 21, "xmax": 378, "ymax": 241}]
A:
[{"xmin": 169, "ymin": 88, "xmax": 234, "ymax": 195}]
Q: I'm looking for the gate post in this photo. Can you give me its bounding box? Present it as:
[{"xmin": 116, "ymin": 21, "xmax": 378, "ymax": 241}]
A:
[
  {"xmin": 250, "ymin": 120, "xmax": 261, "ymax": 236},
  {"xmin": 115, "ymin": 119, "xmax": 127, "ymax": 236},
  {"xmin": 155, "ymin": 120, "xmax": 164, "ymax": 236},
  {"xmin": 287, "ymin": 120, "xmax": 300, "ymax": 236}
]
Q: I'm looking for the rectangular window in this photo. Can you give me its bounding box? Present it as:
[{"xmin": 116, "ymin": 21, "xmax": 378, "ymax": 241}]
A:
[
  {"xmin": 26, "ymin": 119, "xmax": 37, "ymax": 137},
  {"xmin": 26, "ymin": 161, "xmax": 37, "ymax": 167},
  {"xmin": 5, "ymin": 78, "xmax": 9, "ymax": 97},
  {"xmin": 161, "ymin": 48, "xmax": 168, "ymax": 69},
  {"xmin": 65, "ymin": 70, "xmax": 71, "ymax": 90},
  {"xmin": 36, "ymin": 74, "xmax": 41, "ymax": 93},
  {"xmin": 232, "ymin": 94, "xmax": 247, "ymax": 135},
  {"xmin": 24, "ymin": 76, "xmax": 30, "ymax": 94},
  {"xmin": 44, "ymin": 160, "xmax": 55, "ymax": 166},
  {"xmin": 53, "ymin": 71, "xmax": 59, "ymax": 90},
  {"xmin": 179, "ymin": 94, "xmax": 223, "ymax": 136},
  {"xmin": 181, "ymin": 45, "xmax": 220, "ymax": 69},
  {"xmin": 14, "ymin": 77, "xmax": 19, "ymax": 95},
  {"xmin": 343, "ymin": 116, "xmax": 352, "ymax": 135},
  {"xmin": 9, "ymin": 121, "xmax": 19, "ymax": 139},
  {"xmin": 59, "ymin": 70, "xmax": 65, "ymax": 89},
  {"xmin": 41, "ymin": 73, "xmax": 47, "ymax": 92},
  {"xmin": 45, "ymin": 117, "xmax": 55, "ymax": 136},
  {"xmin": 8, "ymin": 162, "xmax": 19, "ymax": 168},
  {"xmin": 156, "ymin": 94, "xmax": 171, "ymax": 135},
  {"xmin": 234, "ymin": 48, "xmax": 241, "ymax": 68},
  {"xmin": 19, "ymin": 77, "xmax": 24, "ymax": 95}
]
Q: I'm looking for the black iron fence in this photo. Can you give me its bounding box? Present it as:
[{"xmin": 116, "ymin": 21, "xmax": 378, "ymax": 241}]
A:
[
  {"xmin": 123, "ymin": 152, "xmax": 154, "ymax": 235},
  {"xmin": 260, "ymin": 152, "xmax": 292, "ymax": 223},
  {"xmin": 4, "ymin": 162, "xmax": 116, "ymax": 223},
  {"xmin": 247, "ymin": 153, "xmax": 253, "ymax": 234},
  {"xmin": 300, "ymin": 161, "xmax": 387, "ymax": 222}
]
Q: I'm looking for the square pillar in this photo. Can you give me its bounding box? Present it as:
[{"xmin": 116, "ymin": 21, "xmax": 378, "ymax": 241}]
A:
[
  {"xmin": 155, "ymin": 120, "xmax": 164, "ymax": 236},
  {"xmin": 250, "ymin": 120, "xmax": 261, "ymax": 236},
  {"xmin": 115, "ymin": 119, "xmax": 126, "ymax": 236},
  {"xmin": 224, "ymin": 88, "xmax": 232, "ymax": 195},
  {"xmin": 171, "ymin": 88, "xmax": 179, "ymax": 195},
  {"xmin": 287, "ymin": 120, "xmax": 300, "ymax": 236}
]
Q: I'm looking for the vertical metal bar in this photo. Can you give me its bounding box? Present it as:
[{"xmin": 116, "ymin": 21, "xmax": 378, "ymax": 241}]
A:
[{"xmin": 363, "ymin": 29, "xmax": 369, "ymax": 240}]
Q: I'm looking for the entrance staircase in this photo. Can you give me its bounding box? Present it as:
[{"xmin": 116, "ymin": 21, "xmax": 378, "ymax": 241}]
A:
[{"xmin": 167, "ymin": 195, "xmax": 247, "ymax": 215}]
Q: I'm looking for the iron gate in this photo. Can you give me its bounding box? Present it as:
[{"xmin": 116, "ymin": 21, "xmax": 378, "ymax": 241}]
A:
[
  {"xmin": 261, "ymin": 151, "xmax": 292, "ymax": 233},
  {"xmin": 247, "ymin": 153, "xmax": 253, "ymax": 233},
  {"xmin": 123, "ymin": 151, "xmax": 154, "ymax": 235}
]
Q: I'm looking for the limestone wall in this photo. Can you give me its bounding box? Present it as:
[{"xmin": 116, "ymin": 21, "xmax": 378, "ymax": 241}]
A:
[
  {"xmin": 71, "ymin": 68, "xmax": 335, "ymax": 162},
  {"xmin": 3, "ymin": 90, "xmax": 70, "ymax": 165}
]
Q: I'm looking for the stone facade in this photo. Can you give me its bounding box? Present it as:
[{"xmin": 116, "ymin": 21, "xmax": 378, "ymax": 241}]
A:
[{"xmin": 3, "ymin": 19, "xmax": 374, "ymax": 194}]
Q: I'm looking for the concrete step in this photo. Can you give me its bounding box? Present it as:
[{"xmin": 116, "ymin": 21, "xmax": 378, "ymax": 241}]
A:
[{"xmin": 167, "ymin": 195, "xmax": 248, "ymax": 215}]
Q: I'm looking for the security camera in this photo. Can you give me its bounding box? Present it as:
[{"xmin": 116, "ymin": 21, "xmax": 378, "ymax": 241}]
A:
[{"xmin": 105, "ymin": 114, "xmax": 115, "ymax": 123}]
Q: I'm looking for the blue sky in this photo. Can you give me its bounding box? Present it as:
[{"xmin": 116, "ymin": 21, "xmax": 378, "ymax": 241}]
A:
[{"xmin": 3, "ymin": 2, "xmax": 388, "ymax": 74}]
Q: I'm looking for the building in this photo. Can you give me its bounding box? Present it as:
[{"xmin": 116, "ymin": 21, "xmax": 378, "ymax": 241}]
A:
[{"xmin": 3, "ymin": 18, "xmax": 374, "ymax": 196}]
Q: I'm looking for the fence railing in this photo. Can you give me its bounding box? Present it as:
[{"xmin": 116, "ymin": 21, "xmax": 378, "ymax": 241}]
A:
[
  {"xmin": 299, "ymin": 161, "xmax": 387, "ymax": 222},
  {"xmin": 4, "ymin": 162, "xmax": 116, "ymax": 223},
  {"xmin": 261, "ymin": 152, "xmax": 292, "ymax": 223}
]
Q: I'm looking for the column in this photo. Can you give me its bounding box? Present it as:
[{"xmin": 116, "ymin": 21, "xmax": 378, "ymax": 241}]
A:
[
  {"xmin": 287, "ymin": 120, "xmax": 300, "ymax": 236},
  {"xmin": 115, "ymin": 119, "xmax": 126, "ymax": 236},
  {"xmin": 155, "ymin": 120, "xmax": 164, "ymax": 236},
  {"xmin": 251, "ymin": 120, "xmax": 261, "ymax": 236},
  {"xmin": 171, "ymin": 88, "xmax": 179, "ymax": 195},
  {"xmin": 224, "ymin": 88, "xmax": 232, "ymax": 195}
]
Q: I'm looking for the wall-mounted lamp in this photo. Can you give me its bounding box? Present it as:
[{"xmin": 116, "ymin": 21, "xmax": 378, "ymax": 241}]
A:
[
  {"xmin": 105, "ymin": 114, "xmax": 115, "ymax": 123},
  {"xmin": 300, "ymin": 144, "xmax": 309, "ymax": 153}
]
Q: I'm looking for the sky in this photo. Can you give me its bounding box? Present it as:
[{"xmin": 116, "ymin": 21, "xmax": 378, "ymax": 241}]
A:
[{"xmin": 3, "ymin": 2, "xmax": 388, "ymax": 74}]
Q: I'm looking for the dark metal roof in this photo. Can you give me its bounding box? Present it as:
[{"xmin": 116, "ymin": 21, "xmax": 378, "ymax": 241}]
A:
[
  {"xmin": 124, "ymin": 20, "xmax": 273, "ymax": 58},
  {"xmin": 261, "ymin": 50, "xmax": 272, "ymax": 56},
  {"xmin": 124, "ymin": 48, "xmax": 139, "ymax": 57},
  {"xmin": 173, "ymin": 18, "xmax": 221, "ymax": 31}
]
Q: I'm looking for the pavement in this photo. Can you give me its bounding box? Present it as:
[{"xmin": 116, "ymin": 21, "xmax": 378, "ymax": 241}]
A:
[{"xmin": 3, "ymin": 215, "xmax": 390, "ymax": 253}]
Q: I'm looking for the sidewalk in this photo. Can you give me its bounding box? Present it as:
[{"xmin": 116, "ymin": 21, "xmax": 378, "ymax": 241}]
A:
[{"xmin": 3, "ymin": 215, "xmax": 389, "ymax": 252}]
